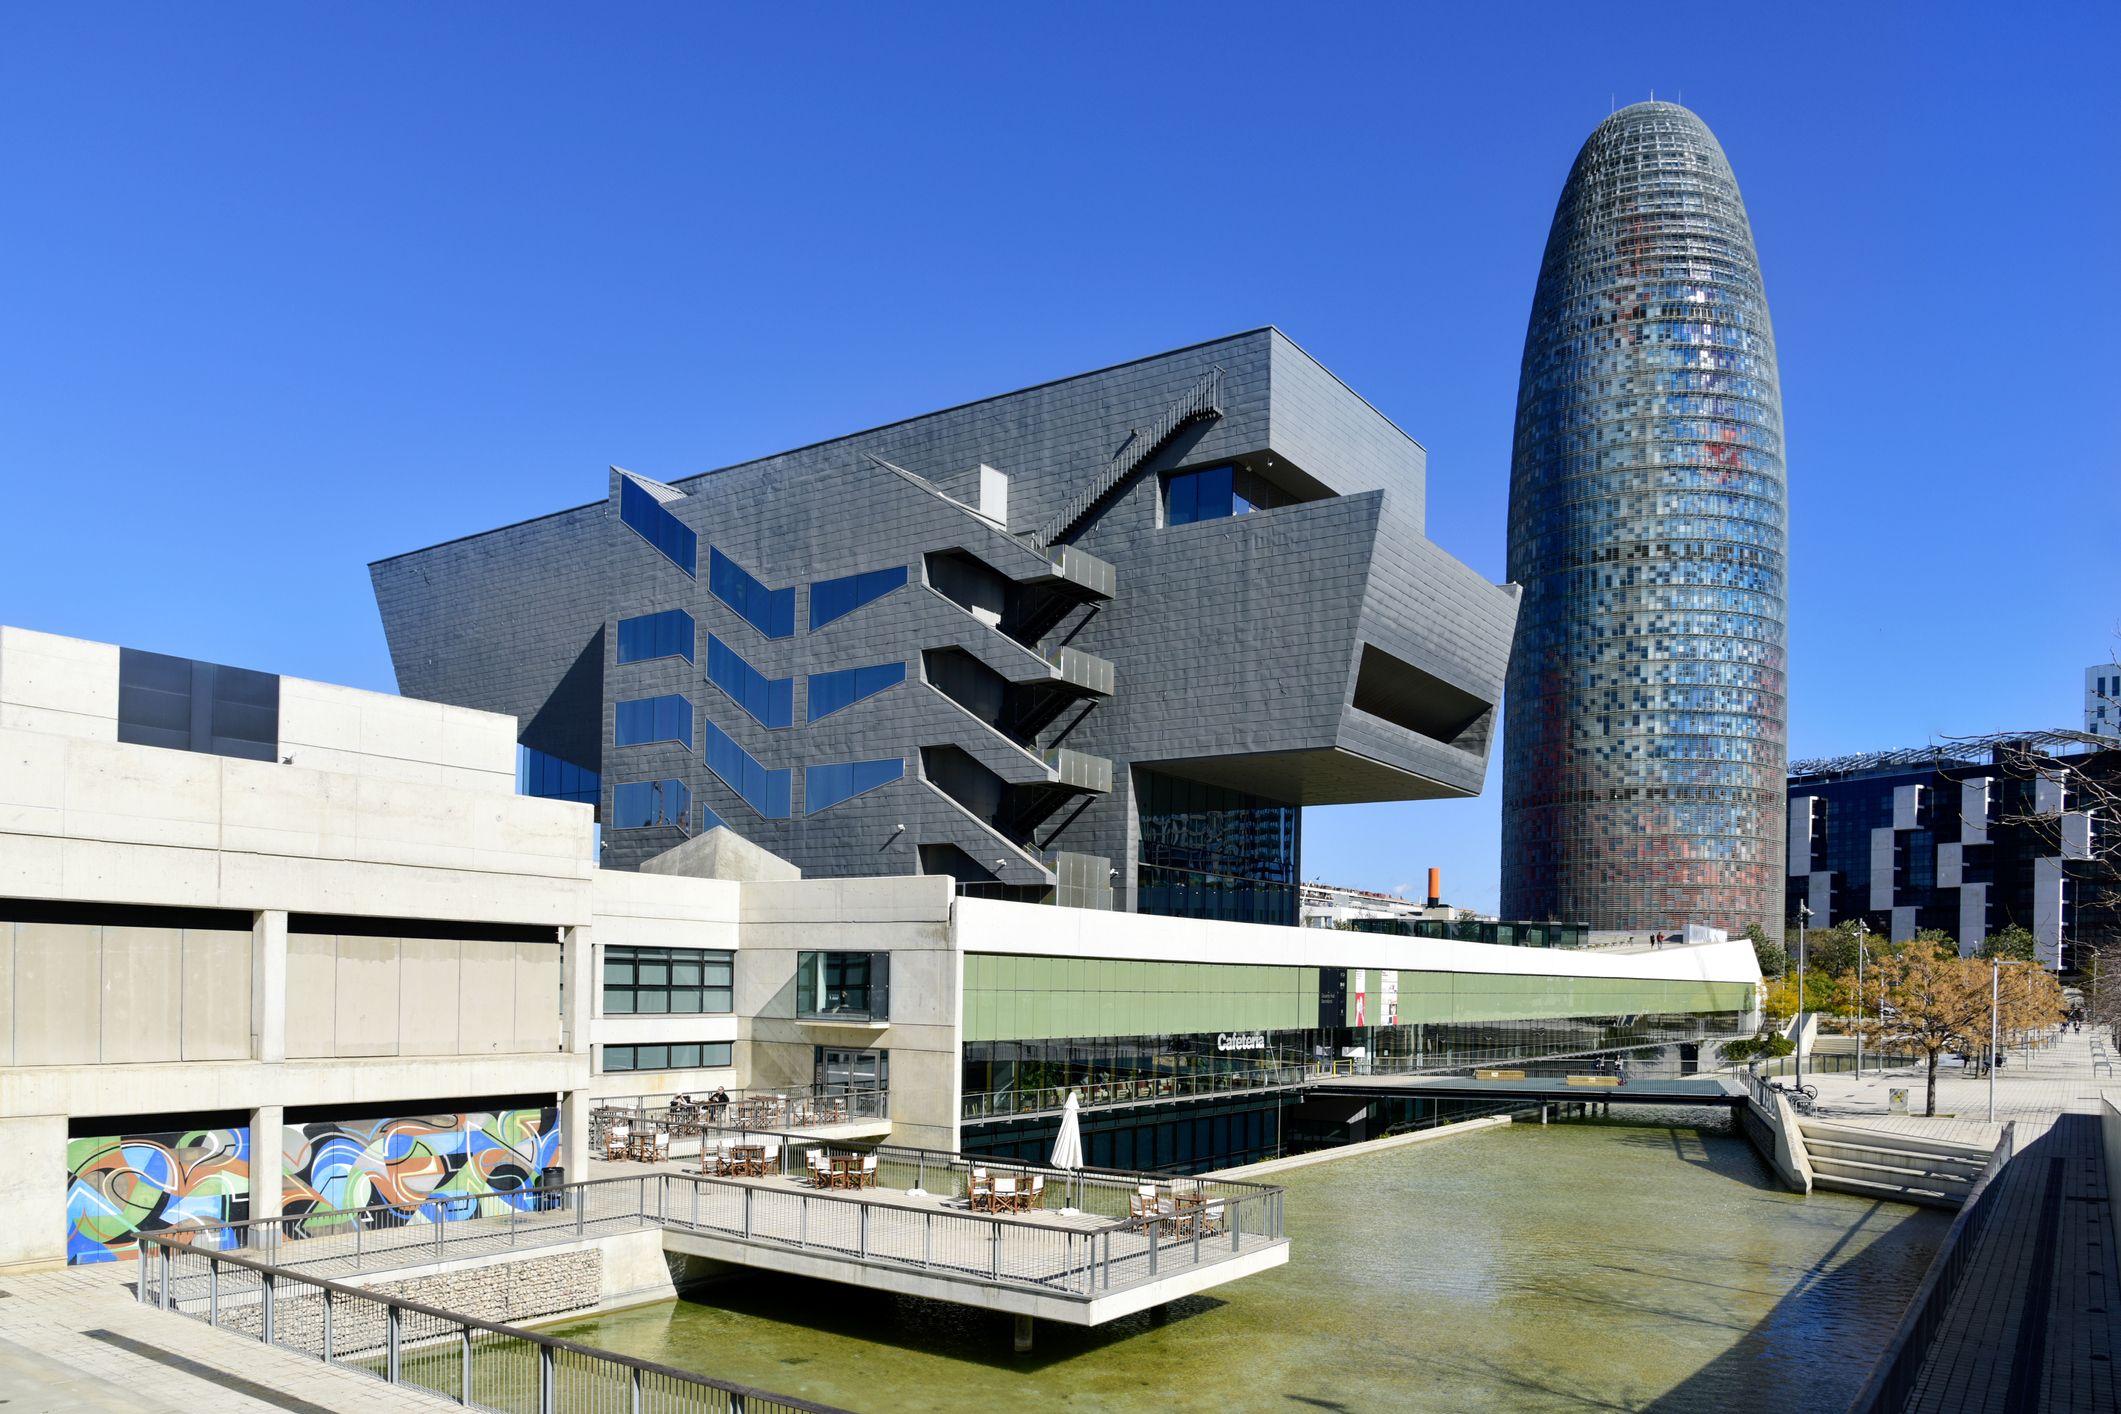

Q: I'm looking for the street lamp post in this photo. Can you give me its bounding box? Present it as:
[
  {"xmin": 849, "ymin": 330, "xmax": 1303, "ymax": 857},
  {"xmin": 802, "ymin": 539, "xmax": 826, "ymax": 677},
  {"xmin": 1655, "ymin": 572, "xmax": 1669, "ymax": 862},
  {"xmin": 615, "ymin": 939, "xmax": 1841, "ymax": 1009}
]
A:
[
  {"xmin": 1990, "ymin": 958, "xmax": 2027, "ymax": 1123},
  {"xmin": 1855, "ymin": 920, "xmax": 1869, "ymax": 1080},
  {"xmin": 1796, "ymin": 904, "xmax": 1811, "ymax": 1090}
]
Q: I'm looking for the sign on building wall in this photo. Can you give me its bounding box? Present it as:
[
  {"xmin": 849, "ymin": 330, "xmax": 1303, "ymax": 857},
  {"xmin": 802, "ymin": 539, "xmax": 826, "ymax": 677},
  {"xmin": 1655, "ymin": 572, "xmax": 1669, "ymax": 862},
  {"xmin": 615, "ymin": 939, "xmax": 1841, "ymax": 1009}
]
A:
[
  {"xmin": 1353, "ymin": 969, "xmax": 1368, "ymax": 1027},
  {"xmin": 1381, "ymin": 970, "xmax": 1400, "ymax": 1025}
]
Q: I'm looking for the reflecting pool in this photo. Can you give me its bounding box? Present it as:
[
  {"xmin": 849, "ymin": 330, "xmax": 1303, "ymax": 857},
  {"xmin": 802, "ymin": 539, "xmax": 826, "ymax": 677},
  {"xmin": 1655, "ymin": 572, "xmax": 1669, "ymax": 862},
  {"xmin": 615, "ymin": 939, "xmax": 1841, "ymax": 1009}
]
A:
[{"xmin": 544, "ymin": 1116, "xmax": 1948, "ymax": 1412}]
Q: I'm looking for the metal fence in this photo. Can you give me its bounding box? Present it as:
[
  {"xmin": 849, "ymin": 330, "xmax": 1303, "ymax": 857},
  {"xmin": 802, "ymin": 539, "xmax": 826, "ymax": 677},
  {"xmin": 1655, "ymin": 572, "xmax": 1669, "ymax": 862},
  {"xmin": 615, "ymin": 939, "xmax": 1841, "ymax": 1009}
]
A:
[
  {"xmin": 961, "ymin": 1065, "xmax": 1309, "ymax": 1121},
  {"xmin": 135, "ymin": 1230, "xmax": 849, "ymax": 1414},
  {"xmin": 1846, "ymin": 1122, "xmax": 2017, "ymax": 1414},
  {"xmin": 127, "ymin": 1157, "xmax": 1284, "ymax": 1303},
  {"xmin": 591, "ymin": 1087, "xmax": 888, "ymax": 1144}
]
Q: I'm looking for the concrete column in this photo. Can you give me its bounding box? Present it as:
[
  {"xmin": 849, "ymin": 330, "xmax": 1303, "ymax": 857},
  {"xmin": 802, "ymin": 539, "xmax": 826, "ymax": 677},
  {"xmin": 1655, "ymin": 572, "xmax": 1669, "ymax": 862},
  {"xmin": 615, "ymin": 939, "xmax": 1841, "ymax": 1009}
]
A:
[
  {"xmin": 251, "ymin": 910, "xmax": 287, "ymax": 1063},
  {"xmin": 249, "ymin": 1104, "xmax": 284, "ymax": 1228},
  {"xmin": 560, "ymin": 924, "xmax": 594, "ymax": 1055},
  {"xmin": 562, "ymin": 1088, "xmax": 590, "ymax": 1184},
  {"xmin": 1012, "ymin": 1314, "xmax": 1033, "ymax": 1353},
  {"xmin": 0, "ymin": 1114, "xmax": 69, "ymax": 1270}
]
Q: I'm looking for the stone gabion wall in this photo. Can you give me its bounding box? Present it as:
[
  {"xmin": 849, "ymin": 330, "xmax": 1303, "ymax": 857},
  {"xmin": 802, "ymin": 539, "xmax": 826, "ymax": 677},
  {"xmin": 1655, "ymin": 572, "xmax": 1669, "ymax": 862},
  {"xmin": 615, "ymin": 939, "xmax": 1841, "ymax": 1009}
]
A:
[{"xmin": 219, "ymin": 1249, "xmax": 604, "ymax": 1355}]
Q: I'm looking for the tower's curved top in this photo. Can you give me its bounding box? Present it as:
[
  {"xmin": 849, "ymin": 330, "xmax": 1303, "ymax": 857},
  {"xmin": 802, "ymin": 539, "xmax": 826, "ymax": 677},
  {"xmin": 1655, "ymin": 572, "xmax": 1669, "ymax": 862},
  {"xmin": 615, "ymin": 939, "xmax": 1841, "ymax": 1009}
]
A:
[{"xmin": 1500, "ymin": 101, "xmax": 1789, "ymax": 939}]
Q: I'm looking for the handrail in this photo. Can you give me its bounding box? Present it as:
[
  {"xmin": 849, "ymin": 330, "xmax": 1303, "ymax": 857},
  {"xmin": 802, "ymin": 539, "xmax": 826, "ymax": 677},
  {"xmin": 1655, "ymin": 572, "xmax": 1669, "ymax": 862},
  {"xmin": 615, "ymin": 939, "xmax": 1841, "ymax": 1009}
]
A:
[
  {"xmin": 1845, "ymin": 1122, "xmax": 2017, "ymax": 1414},
  {"xmin": 136, "ymin": 1229, "xmax": 849, "ymax": 1414},
  {"xmin": 1029, "ymin": 366, "xmax": 1224, "ymax": 550}
]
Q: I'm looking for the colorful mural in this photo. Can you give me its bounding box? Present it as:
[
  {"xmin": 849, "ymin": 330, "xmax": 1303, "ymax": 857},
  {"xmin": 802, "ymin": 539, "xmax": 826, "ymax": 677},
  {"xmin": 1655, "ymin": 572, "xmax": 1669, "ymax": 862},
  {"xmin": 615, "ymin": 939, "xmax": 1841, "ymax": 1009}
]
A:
[
  {"xmin": 281, "ymin": 1107, "xmax": 560, "ymax": 1234},
  {"xmin": 65, "ymin": 1127, "xmax": 251, "ymax": 1265}
]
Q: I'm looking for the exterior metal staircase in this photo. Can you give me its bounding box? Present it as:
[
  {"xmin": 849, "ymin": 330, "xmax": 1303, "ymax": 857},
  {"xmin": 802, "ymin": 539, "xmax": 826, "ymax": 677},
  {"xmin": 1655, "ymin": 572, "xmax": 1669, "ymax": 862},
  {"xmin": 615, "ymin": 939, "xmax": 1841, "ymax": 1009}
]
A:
[{"xmin": 1028, "ymin": 366, "xmax": 1224, "ymax": 550}]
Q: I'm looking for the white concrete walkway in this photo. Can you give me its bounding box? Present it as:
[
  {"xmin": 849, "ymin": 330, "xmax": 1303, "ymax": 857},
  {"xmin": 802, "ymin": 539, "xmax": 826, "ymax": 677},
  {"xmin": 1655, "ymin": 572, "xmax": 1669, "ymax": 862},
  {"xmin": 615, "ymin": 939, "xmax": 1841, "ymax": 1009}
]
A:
[
  {"xmin": 1797, "ymin": 1027, "xmax": 2121, "ymax": 1147},
  {"xmin": 0, "ymin": 1261, "xmax": 457, "ymax": 1413}
]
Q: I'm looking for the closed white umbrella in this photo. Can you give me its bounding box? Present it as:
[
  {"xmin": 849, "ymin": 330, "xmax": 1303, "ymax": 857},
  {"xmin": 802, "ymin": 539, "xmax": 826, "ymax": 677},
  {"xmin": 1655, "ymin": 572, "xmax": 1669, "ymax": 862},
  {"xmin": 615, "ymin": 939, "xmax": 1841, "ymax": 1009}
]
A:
[{"xmin": 1050, "ymin": 1090, "xmax": 1084, "ymax": 1214}]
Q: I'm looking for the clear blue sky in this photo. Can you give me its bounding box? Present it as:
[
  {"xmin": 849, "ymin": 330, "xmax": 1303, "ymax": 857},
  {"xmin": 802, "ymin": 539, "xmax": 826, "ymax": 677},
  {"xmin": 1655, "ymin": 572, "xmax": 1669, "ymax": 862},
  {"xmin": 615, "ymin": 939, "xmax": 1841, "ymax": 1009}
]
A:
[{"xmin": 3, "ymin": 5, "xmax": 2115, "ymax": 913}]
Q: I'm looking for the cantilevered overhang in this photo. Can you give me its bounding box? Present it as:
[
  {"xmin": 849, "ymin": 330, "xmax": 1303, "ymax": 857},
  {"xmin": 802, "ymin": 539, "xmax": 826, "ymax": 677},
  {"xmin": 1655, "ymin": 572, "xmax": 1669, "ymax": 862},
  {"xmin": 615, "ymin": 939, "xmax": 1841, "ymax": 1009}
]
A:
[{"xmin": 1138, "ymin": 745, "xmax": 1473, "ymax": 806}]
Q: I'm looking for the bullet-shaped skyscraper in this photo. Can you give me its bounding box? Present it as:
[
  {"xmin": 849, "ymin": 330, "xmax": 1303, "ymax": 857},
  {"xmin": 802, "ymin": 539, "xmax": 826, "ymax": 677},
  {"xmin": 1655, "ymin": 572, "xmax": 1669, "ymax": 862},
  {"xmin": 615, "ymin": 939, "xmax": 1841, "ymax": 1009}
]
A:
[{"xmin": 1501, "ymin": 102, "xmax": 1787, "ymax": 939}]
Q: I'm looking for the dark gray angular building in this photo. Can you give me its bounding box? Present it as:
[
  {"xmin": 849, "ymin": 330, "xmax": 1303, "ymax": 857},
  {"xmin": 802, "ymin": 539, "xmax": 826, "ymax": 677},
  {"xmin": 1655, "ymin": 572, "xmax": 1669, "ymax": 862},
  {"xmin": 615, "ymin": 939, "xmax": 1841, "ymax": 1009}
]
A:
[
  {"xmin": 1501, "ymin": 102, "xmax": 1789, "ymax": 940},
  {"xmin": 371, "ymin": 330, "xmax": 1519, "ymax": 925}
]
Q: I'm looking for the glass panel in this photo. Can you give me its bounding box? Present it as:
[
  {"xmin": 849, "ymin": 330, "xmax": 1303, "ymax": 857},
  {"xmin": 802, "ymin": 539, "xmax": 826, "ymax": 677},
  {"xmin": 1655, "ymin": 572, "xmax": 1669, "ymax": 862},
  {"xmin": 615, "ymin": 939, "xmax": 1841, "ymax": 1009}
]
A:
[
  {"xmin": 806, "ymin": 661, "xmax": 907, "ymax": 722},
  {"xmin": 703, "ymin": 720, "xmax": 791, "ymax": 818},
  {"xmin": 612, "ymin": 778, "xmax": 691, "ymax": 830},
  {"xmin": 706, "ymin": 636, "xmax": 793, "ymax": 728},
  {"xmin": 614, "ymin": 694, "xmax": 694, "ymax": 749},
  {"xmin": 616, "ymin": 608, "xmax": 696, "ymax": 664},
  {"xmin": 618, "ymin": 478, "xmax": 698, "ymax": 576},
  {"xmin": 709, "ymin": 549, "xmax": 794, "ymax": 639},
  {"xmin": 804, "ymin": 757, "xmax": 904, "ymax": 814},
  {"xmin": 809, "ymin": 565, "xmax": 909, "ymax": 631}
]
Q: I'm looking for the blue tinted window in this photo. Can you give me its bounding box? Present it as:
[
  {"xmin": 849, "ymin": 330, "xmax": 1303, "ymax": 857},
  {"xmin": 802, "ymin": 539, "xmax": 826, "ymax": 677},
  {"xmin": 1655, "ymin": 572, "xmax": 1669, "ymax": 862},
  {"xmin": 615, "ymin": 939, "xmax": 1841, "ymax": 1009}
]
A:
[
  {"xmin": 613, "ymin": 778, "xmax": 690, "ymax": 829},
  {"xmin": 704, "ymin": 720, "xmax": 791, "ymax": 818},
  {"xmin": 618, "ymin": 479, "xmax": 698, "ymax": 576},
  {"xmin": 709, "ymin": 549, "xmax": 794, "ymax": 639},
  {"xmin": 616, "ymin": 609, "xmax": 695, "ymax": 664},
  {"xmin": 706, "ymin": 636, "xmax": 793, "ymax": 728},
  {"xmin": 806, "ymin": 661, "xmax": 907, "ymax": 721},
  {"xmin": 1167, "ymin": 465, "xmax": 1244, "ymax": 526},
  {"xmin": 518, "ymin": 746, "xmax": 600, "ymax": 806},
  {"xmin": 809, "ymin": 565, "xmax": 909, "ymax": 631},
  {"xmin": 614, "ymin": 694, "xmax": 694, "ymax": 749},
  {"xmin": 805, "ymin": 757, "xmax": 904, "ymax": 814}
]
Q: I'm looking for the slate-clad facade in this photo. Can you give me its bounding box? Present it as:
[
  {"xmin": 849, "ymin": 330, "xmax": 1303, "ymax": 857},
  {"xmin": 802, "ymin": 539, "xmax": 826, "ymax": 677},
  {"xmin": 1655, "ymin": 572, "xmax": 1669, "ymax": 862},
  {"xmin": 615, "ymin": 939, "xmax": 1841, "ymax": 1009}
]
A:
[
  {"xmin": 1501, "ymin": 102, "xmax": 1789, "ymax": 940},
  {"xmin": 371, "ymin": 330, "xmax": 1518, "ymax": 922}
]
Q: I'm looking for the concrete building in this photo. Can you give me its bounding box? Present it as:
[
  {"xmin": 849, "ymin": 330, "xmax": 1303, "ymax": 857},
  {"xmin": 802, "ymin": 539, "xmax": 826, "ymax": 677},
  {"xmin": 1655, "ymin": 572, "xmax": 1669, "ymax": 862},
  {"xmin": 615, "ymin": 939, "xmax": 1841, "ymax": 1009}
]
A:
[
  {"xmin": 1787, "ymin": 733, "xmax": 2120, "ymax": 966},
  {"xmin": 2089, "ymin": 664, "xmax": 2120, "ymax": 741},
  {"xmin": 0, "ymin": 625, "xmax": 1758, "ymax": 1270},
  {"xmin": 370, "ymin": 329, "xmax": 1520, "ymax": 929}
]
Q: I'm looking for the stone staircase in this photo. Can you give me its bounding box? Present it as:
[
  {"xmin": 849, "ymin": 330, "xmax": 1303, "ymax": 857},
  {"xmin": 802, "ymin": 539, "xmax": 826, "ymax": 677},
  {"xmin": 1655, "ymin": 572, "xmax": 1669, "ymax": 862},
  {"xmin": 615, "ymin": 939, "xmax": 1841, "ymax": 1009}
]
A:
[{"xmin": 1796, "ymin": 1118, "xmax": 1994, "ymax": 1209}]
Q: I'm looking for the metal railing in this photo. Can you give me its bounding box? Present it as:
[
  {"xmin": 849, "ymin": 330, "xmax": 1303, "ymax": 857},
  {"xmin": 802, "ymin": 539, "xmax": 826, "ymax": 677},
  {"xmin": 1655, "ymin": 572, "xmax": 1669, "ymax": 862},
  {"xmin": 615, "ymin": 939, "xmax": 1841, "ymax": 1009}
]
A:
[
  {"xmin": 962, "ymin": 1064, "xmax": 1310, "ymax": 1121},
  {"xmin": 126, "ymin": 1161, "xmax": 1284, "ymax": 1303},
  {"xmin": 135, "ymin": 1230, "xmax": 847, "ymax": 1414},
  {"xmin": 591, "ymin": 1087, "xmax": 887, "ymax": 1145},
  {"xmin": 1847, "ymin": 1122, "xmax": 2017, "ymax": 1414}
]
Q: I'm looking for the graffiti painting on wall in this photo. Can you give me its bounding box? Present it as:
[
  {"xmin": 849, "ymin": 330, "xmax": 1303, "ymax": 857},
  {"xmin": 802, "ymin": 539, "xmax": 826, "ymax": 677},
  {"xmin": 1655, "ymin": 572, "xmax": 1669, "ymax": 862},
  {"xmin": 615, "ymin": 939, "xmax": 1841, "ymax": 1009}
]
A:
[
  {"xmin": 65, "ymin": 1127, "xmax": 251, "ymax": 1265},
  {"xmin": 282, "ymin": 1108, "xmax": 560, "ymax": 1232}
]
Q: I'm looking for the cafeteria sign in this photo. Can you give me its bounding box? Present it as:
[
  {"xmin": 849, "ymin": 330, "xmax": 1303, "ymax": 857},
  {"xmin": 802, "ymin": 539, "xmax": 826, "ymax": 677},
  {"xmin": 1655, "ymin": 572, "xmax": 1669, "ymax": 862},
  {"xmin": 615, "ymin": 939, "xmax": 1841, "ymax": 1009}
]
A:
[{"xmin": 1217, "ymin": 1032, "xmax": 1267, "ymax": 1053}]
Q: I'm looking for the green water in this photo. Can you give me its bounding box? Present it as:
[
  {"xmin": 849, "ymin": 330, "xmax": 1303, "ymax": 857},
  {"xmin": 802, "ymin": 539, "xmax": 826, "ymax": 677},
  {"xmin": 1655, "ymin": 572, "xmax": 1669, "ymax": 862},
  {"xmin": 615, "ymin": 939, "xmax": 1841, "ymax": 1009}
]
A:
[{"xmin": 545, "ymin": 1117, "xmax": 1949, "ymax": 1412}]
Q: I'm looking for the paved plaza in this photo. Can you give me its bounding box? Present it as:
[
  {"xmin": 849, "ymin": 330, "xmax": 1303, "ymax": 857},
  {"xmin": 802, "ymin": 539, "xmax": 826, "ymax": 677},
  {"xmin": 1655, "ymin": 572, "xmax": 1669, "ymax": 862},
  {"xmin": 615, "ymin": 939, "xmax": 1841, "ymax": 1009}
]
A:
[{"xmin": 1798, "ymin": 1027, "xmax": 2121, "ymax": 1146}]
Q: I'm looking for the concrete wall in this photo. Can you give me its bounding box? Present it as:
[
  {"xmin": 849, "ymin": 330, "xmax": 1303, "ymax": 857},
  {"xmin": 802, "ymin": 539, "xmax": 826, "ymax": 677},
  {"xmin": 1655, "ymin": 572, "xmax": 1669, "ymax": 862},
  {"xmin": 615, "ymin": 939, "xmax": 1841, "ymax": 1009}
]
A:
[
  {"xmin": 283, "ymin": 932, "xmax": 560, "ymax": 1059},
  {"xmin": 0, "ymin": 919, "xmax": 250, "ymax": 1066},
  {"xmin": 739, "ymin": 874, "xmax": 960, "ymax": 1151},
  {"xmin": 0, "ymin": 627, "xmax": 119, "ymax": 741}
]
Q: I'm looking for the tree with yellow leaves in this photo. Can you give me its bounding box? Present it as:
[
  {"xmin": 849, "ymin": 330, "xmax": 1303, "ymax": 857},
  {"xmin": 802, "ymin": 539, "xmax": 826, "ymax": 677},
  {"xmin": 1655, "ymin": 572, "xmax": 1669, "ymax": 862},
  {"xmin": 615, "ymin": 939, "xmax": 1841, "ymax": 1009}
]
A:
[{"xmin": 1851, "ymin": 952, "xmax": 1995, "ymax": 1116}]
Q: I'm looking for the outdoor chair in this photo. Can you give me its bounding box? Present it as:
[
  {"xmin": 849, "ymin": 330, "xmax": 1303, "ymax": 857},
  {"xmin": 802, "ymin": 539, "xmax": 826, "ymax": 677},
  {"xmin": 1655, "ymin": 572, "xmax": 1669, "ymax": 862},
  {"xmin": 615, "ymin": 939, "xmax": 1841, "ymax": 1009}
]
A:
[
  {"xmin": 760, "ymin": 1141, "xmax": 782, "ymax": 1175},
  {"xmin": 860, "ymin": 1153, "xmax": 878, "ymax": 1188},
  {"xmin": 1128, "ymin": 1193, "xmax": 1155, "ymax": 1229},
  {"xmin": 968, "ymin": 1170, "xmax": 992, "ymax": 1212},
  {"xmin": 806, "ymin": 1150, "xmax": 829, "ymax": 1187},
  {"xmin": 1024, "ymin": 1174, "xmax": 1045, "ymax": 1210},
  {"xmin": 652, "ymin": 1129, "xmax": 671, "ymax": 1163},
  {"xmin": 706, "ymin": 1141, "xmax": 735, "ymax": 1176},
  {"xmin": 604, "ymin": 1124, "xmax": 630, "ymax": 1161},
  {"xmin": 1197, "ymin": 1199, "xmax": 1226, "ymax": 1236},
  {"xmin": 994, "ymin": 1175, "xmax": 1018, "ymax": 1212}
]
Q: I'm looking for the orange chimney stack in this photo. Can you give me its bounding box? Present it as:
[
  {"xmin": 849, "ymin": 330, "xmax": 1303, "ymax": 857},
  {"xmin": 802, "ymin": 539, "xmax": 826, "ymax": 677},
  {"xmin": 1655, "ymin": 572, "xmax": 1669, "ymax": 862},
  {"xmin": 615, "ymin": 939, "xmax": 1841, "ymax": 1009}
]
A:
[{"xmin": 1427, "ymin": 868, "xmax": 1442, "ymax": 907}]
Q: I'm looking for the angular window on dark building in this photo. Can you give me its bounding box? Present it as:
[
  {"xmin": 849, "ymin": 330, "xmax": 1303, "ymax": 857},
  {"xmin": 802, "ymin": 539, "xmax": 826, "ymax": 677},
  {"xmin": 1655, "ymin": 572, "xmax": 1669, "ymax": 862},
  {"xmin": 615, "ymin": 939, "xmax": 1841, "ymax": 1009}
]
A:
[
  {"xmin": 616, "ymin": 608, "xmax": 695, "ymax": 664},
  {"xmin": 614, "ymin": 694, "xmax": 694, "ymax": 749},
  {"xmin": 809, "ymin": 565, "xmax": 908, "ymax": 631},
  {"xmin": 518, "ymin": 746, "xmax": 599, "ymax": 806},
  {"xmin": 709, "ymin": 549, "xmax": 794, "ymax": 639},
  {"xmin": 806, "ymin": 661, "xmax": 906, "ymax": 721},
  {"xmin": 705, "ymin": 636, "xmax": 792, "ymax": 728},
  {"xmin": 1135, "ymin": 768, "xmax": 1300, "ymax": 926},
  {"xmin": 805, "ymin": 757, "xmax": 903, "ymax": 814},
  {"xmin": 1164, "ymin": 465, "xmax": 1283, "ymax": 527},
  {"xmin": 618, "ymin": 478, "xmax": 698, "ymax": 577},
  {"xmin": 602, "ymin": 946, "xmax": 734, "ymax": 1014},
  {"xmin": 612, "ymin": 778, "xmax": 691, "ymax": 830},
  {"xmin": 703, "ymin": 721, "xmax": 791, "ymax": 818}
]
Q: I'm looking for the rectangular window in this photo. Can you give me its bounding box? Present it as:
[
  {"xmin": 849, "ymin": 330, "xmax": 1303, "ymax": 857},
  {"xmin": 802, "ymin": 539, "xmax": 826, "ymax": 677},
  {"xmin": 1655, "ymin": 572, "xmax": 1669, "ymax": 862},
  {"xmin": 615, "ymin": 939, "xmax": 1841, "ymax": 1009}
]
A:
[
  {"xmin": 806, "ymin": 661, "xmax": 906, "ymax": 721},
  {"xmin": 612, "ymin": 778, "xmax": 691, "ymax": 830},
  {"xmin": 614, "ymin": 694, "xmax": 694, "ymax": 749},
  {"xmin": 603, "ymin": 1040, "xmax": 734, "ymax": 1073},
  {"xmin": 1165, "ymin": 465, "xmax": 1271, "ymax": 527},
  {"xmin": 809, "ymin": 565, "xmax": 909, "ymax": 631},
  {"xmin": 709, "ymin": 549, "xmax": 794, "ymax": 639},
  {"xmin": 805, "ymin": 757, "xmax": 904, "ymax": 814},
  {"xmin": 117, "ymin": 647, "xmax": 280, "ymax": 762},
  {"xmin": 703, "ymin": 721, "xmax": 791, "ymax": 818},
  {"xmin": 706, "ymin": 636, "xmax": 793, "ymax": 728},
  {"xmin": 602, "ymin": 945, "xmax": 734, "ymax": 1015},
  {"xmin": 796, "ymin": 950, "xmax": 890, "ymax": 1020},
  {"xmin": 517, "ymin": 745, "xmax": 599, "ymax": 806},
  {"xmin": 616, "ymin": 609, "xmax": 695, "ymax": 664},
  {"xmin": 618, "ymin": 478, "xmax": 698, "ymax": 576}
]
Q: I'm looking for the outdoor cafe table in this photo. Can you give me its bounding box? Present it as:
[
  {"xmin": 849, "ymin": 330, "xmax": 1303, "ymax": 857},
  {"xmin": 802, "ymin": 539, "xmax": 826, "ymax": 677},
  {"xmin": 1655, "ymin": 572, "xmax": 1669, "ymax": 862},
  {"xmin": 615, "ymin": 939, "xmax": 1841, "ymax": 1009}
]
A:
[
  {"xmin": 829, "ymin": 1154, "xmax": 861, "ymax": 1187},
  {"xmin": 731, "ymin": 1144, "xmax": 766, "ymax": 1177}
]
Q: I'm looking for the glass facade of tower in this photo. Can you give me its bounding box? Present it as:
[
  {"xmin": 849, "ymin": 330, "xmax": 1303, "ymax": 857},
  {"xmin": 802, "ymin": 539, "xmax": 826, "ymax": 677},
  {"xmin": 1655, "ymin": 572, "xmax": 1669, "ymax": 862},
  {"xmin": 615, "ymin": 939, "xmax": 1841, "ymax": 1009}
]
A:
[{"xmin": 1501, "ymin": 103, "xmax": 1788, "ymax": 938}]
